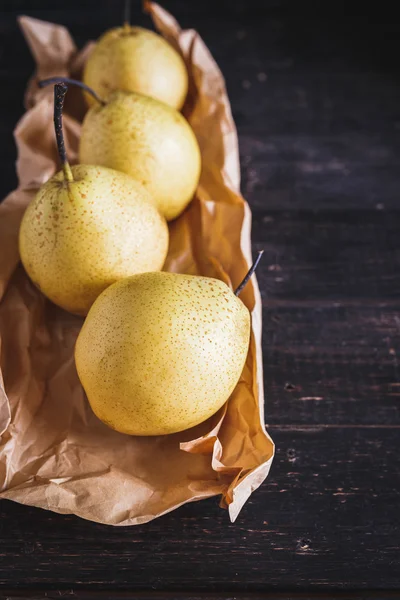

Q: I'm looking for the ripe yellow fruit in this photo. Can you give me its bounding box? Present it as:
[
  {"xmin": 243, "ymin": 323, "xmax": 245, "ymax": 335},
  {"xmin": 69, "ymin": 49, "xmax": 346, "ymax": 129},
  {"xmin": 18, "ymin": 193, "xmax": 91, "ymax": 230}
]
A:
[
  {"xmin": 83, "ymin": 25, "xmax": 188, "ymax": 110},
  {"xmin": 79, "ymin": 90, "xmax": 201, "ymax": 221},
  {"xmin": 19, "ymin": 165, "xmax": 169, "ymax": 316},
  {"xmin": 75, "ymin": 272, "xmax": 251, "ymax": 435}
]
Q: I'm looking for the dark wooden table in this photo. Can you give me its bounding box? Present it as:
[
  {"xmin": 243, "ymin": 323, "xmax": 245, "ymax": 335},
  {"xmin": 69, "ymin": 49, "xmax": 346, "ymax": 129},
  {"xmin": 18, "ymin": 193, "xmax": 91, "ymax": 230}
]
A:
[{"xmin": 1, "ymin": 1, "xmax": 400, "ymax": 599}]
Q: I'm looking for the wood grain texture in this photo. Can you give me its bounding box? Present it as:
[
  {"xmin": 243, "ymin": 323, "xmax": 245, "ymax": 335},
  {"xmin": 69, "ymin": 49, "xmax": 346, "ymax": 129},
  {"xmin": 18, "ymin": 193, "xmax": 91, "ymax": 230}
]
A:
[
  {"xmin": 263, "ymin": 304, "xmax": 400, "ymax": 425},
  {"xmin": 252, "ymin": 210, "xmax": 400, "ymax": 302},
  {"xmin": 3, "ymin": 595, "xmax": 400, "ymax": 600},
  {"xmin": 1, "ymin": 0, "xmax": 400, "ymax": 596},
  {"xmin": 2, "ymin": 594, "xmax": 400, "ymax": 600}
]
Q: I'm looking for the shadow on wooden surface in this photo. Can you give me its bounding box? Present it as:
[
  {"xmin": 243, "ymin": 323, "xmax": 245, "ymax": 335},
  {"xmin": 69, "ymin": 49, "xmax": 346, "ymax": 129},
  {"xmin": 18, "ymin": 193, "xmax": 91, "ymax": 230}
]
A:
[{"xmin": 2, "ymin": 590, "xmax": 400, "ymax": 600}]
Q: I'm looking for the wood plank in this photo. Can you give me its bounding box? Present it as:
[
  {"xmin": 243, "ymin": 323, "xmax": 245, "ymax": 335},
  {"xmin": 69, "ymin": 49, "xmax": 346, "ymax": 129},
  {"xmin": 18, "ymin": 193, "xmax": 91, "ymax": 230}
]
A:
[
  {"xmin": 2, "ymin": 593, "xmax": 400, "ymax": 600},
  {"xmin": 262, "ymin": 304, "xmax": 400, "ymax": 425},
  {"xmin": 252, "ymin": 210, "xmax": 400, "ymax": 425},
  {"xmin": 252, "ymin": 210, "xmax": 400, "ymax": 302},
  {"xmin": 0, "ymin": 428, "xmax": 399, "ymax": 591},
  {"xmin": 240, "ymin": 134, "xmax": 400, "ymax": 211}
]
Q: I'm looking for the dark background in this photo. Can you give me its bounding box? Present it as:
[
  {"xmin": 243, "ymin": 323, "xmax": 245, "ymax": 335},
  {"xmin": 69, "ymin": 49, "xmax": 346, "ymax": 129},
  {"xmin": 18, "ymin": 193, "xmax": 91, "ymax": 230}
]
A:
[{"xmin": 1, "ymin": 1, "xmax": 400, "ymax": 598}]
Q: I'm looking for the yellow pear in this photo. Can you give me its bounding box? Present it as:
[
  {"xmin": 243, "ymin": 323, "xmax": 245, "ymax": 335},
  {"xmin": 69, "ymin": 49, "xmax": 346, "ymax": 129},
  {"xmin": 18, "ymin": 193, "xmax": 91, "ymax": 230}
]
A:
[
  {"xmin": 20, "ymin": 83, "xmax": 168, "ymax": 316},
  {"xmin": 79, "ymin": 88, "xmax": 201, "ymax": 221},
  {"xmin": 75, "ymin": 265, "xmax": 261, "ymax": 436},
  {"xmin": 83, "ymin": 25, "xmax": 188, "ymax": 110}
]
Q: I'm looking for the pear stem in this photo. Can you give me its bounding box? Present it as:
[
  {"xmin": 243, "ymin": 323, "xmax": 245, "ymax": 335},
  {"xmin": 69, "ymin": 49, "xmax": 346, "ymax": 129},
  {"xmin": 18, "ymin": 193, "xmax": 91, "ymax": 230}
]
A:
[
  {"xmin": 39, "ymin": 77, "xmax": 106, "ymax": 106},
  {"xmin": 234, "ymin": 250, "xmax": 264, "ymax": 297},
  {"xmin": 53, "ymin": 83, "xmax": 73, "ymax": 183},
  {"xmin": 124, "ymin": 0, "xmax": 131, "ymax": 26}
]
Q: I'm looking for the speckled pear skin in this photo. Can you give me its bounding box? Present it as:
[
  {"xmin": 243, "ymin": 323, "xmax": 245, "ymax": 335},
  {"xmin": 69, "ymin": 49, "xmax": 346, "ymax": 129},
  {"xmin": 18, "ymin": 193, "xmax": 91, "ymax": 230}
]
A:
[
  {"xmin": 19, "ymin": 165, "xmax": 169, "ymax": 316},
  {"xmin": 83, "ymin": 25, "xmax": 188, "ymax": 110},
  {"xmin": 79, "ymin": 90, "xmax": 201, "ymax": 221},
  {"xmin": 75, "ymin": 272, "xmax": 251, "ymax": 436}
]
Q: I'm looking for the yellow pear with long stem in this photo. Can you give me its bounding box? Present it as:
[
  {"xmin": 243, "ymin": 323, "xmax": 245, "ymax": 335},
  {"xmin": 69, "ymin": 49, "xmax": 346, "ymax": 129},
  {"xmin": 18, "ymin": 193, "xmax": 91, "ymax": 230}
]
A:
[
  {"xmin": 75, "ymin": 253, "xmax": 263, "ymax": 436},
  {"xmin": 19, "ymin": 82, "xmax": 168, "ymax": 316}
]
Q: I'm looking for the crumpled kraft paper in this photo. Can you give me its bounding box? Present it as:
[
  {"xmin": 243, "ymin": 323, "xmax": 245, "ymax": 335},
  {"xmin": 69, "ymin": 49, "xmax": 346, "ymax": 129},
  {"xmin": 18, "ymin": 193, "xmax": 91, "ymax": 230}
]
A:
[{"xmin": 0, "ymin": 2, "xmax": 274, "ymax": 525}]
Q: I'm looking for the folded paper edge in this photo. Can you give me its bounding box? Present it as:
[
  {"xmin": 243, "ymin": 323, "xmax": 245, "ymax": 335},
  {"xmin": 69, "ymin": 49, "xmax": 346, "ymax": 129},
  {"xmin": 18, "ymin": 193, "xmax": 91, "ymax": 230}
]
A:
[{"xmin": 0, "ymin": 373, "xmax": 11, "ymax": 437}]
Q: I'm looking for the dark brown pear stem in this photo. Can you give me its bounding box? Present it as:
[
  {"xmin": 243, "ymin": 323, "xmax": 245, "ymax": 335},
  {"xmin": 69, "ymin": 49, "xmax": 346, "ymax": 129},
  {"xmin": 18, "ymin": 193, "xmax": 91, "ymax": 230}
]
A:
[
  {"xmin": 39, "ymin": 77, "xmax": 106, "ymax": 106},
  {"xmin": 234, "ymin": 250, "xmax": 264, "ymax": 297},
  {"xmin": 53, "ymin": 83, "xmax": 73, "ymax": 182},
  {"xmin": 124, "ymin": 0, "xmax": 131, "ymax": 26}
]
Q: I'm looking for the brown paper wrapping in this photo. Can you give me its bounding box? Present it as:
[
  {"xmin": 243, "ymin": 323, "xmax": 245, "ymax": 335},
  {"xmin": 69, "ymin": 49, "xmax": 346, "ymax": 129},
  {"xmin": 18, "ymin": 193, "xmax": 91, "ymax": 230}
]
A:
[{"xmin": 0, "ymin": 3, "xmax": 274, "ymax": 525}]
